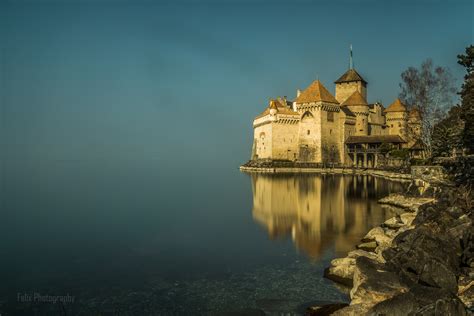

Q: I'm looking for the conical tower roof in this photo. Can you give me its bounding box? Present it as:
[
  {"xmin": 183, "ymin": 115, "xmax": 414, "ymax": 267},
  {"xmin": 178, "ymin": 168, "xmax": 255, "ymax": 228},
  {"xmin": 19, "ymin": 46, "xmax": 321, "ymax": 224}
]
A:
[
  {"xmin": 341, "ymin": 91, "xmax": 368, "ymax": 107},
  {"xmin": 384, "ymin": 98, "xmax": 407, "ymax": 113},
  {"xmin": 295, "ymin": 80, "xmax": 339, "ymax": 104},
  {"xmin": 335, "ymin": 68, "xmax": 367, "ymax": 84}
]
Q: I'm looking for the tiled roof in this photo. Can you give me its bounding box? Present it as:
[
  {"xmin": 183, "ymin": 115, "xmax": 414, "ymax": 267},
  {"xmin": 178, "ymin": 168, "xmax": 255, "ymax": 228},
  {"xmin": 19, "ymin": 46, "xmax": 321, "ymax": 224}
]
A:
[
  {"xmin": 345, "ymin": 135, "xmax": 406, "ymax": 144},
  {"xmin": 340, "ymin": 106, "xmax": 356, "ymax": 117},
  {"xmin": 295, "ymin": 80, "xmax": 339, "ymax": 104},
  {"xmin": 335, "ymin": 68, "xmax": 367, "ymax": 84},
  {"xmin": 384, "ymin": 98, "xmax": 407, "ymax": 113},
  {"xmin": 341, "ymin": 91, "xmax": 368, "ymax": 107},
  {"xmin": 255, "ymin": 99, "xmax": 299, "ymax": 119}
]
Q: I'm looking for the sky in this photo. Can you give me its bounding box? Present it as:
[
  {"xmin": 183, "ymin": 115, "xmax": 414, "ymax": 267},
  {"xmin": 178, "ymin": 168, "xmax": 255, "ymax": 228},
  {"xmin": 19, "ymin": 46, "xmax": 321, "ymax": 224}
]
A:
[{"xmin": 1, "ymin": 0, "xmax": 473, "ymax": 171}]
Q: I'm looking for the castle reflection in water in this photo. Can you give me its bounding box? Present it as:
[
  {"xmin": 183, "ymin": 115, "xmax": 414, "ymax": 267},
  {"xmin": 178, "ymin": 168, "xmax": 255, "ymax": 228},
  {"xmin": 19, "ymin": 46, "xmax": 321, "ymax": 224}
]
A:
[{"xmin": 250, "ymin": 174, "xmax": 405, "ymax": 259}]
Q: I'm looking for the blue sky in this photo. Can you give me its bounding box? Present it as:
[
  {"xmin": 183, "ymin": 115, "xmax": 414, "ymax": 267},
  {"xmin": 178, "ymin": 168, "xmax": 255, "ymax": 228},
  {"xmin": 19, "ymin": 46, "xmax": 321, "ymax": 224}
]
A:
[{"xmin": 1, "ymin": 0, "xmax": 473, "ymax": 169}]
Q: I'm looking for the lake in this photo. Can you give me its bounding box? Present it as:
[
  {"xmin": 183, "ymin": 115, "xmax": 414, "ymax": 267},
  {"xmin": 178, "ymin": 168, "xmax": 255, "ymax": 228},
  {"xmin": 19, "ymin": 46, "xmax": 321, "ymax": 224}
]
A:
[{"xmin": 0, "ymin": 161, "xmax": 406, "ymax": 315}]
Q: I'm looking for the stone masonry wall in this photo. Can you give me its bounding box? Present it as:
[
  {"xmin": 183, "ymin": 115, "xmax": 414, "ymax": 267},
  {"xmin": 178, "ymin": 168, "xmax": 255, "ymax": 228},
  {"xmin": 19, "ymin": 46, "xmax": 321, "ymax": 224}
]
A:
[{"xmin": 335, "ymin": 81, "xmax": 367, "ymax": 103}]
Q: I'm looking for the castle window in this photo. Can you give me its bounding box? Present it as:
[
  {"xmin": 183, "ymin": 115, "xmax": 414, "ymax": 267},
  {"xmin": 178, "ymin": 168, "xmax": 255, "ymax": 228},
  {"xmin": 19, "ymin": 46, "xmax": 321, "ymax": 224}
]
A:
[
  {"xmin": 327, "ymin": 111, "xmax": 334, "ymax": 122},
  {"xmin": 307, "ymin": 130, "xmax": 310, "ymax": 135},
  {"xmin": 391, "ymin": 124, "xmax": 394, "ymax": 128},
  {"xmin": 329, "ymin": 129, "xmax": 332, "ymax": 135}
]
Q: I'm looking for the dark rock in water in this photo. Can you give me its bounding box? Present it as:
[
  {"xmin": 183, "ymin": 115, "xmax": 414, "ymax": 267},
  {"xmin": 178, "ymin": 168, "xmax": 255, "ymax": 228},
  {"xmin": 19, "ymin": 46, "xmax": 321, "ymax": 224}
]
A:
[
  {"xmin": 323, "ymin": 267, "xmax": 353, "ymax": 287},
  {"xmin": 369, "ymin": 285, "xmax": 468, "ymax": 316},
  {"xmin": 305, "ymin": 302, "xmax": 349, "ymax": 315}
]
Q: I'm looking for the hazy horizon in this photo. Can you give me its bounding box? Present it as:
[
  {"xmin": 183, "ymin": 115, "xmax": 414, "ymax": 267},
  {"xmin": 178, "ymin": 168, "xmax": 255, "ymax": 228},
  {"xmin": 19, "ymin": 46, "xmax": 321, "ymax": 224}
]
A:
[{"xmin": 1, "ymin": 0, "xmax": 473, "ymax": 171}]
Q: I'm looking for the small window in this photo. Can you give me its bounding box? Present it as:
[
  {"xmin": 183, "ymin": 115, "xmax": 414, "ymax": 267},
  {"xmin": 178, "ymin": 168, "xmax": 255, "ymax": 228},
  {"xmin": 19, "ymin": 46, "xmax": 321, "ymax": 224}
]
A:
[
  {"xmin": 329, "ymin": 129, "xmax": 332, "ymax": 135},
  {"xmin": 391, "ymin": 124, "xmax": 394, "ymax": 128},
  {"xmin": 307, "ymin": 130, "xmax": 310, "ymax": 135},
  {"xmin": 327, "ymin": 111, "xmax": 334, "ymax": 122}
]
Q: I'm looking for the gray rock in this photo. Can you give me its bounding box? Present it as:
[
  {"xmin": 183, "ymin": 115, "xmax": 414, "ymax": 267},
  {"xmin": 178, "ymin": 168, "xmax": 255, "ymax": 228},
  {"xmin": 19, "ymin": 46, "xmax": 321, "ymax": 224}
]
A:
[
  {"xmin": 369, "ymin": 285, "xmax": 468, "ymax": 316},
  {"xmin": 350, "ymin": 256, "xmax": 408, "ymax": 306},
  {"xmin": 400, "ymin": 212, "xmax": 416, "ymax": 226},
  {"xmin": 356, "ymin": 241, "xmax": 377, "ymax": 252},
  {"xmin": 362, "ymin": 226, "xmax": 393, "ymax": 248},
  {"xmin": 384, "ymin": 225, "xmax": 460, "ymax": 294},
  {"xmin": 383, "ymin": 217, "xmax": 404, "ymax": 229}
]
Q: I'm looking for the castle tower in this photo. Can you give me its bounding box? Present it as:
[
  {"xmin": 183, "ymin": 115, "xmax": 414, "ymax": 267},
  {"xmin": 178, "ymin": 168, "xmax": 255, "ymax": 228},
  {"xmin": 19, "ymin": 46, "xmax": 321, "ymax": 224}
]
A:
[
  {"xmin": 334, "ymin": 48, "xmax": 367, "ymax": 103},
  {"xmin": 335, "ymin": 68, "xmax": 367, "ymax": 103},
  {"xmin": 384, "ymin": 98, "xmax": 408, "ymax": 139},
  {"xmin": 341, "ymin": 91, "xmax": 369, "ymax": 135},
  {"xmin": 294, "ymin": 80, "xmax": 341, "ymax": 163}
]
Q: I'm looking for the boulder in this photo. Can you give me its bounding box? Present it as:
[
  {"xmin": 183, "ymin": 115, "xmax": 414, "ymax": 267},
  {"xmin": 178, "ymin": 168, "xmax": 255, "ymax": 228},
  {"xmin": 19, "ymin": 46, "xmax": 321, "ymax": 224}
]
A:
[
  {"xmin": 369, "ymin": 285, "xmax": 468, "ymax": 316},
  {"xmin": 324, "ymin": 249, "xmax": 389, "ymax": 287},
  {"xmin": 458, "ymin": 274, "xmax": 474, "ymax": 309},
  {"xmin": 378, "ymin": 193, "xmax": 435, "ymax": 212},
  {"xmin": 383, "ymin": 217, "xmax": 404, "ymax": 229},
  {"xmin": 384, "ymin": 225, "xmax": 460, "ymax": 294},
  {"xmin": 361, "ymin": 227, "xmax": 393, "ymax": 247},
  {"xmin": 350, "ymin": 256, "xmax": 408, "ymax": 307},
  {"xmin": 324, "ymin": 257, "xmax": 355, "ymax": 287},
  {"xmin": 356, "ymin": 241, "xmax": 377, "ymax": 252},
  {"xmin": 362, "ymin": 226, "xmax": 385, "ymax": 242},
  {"xmin": 347, "ymin": 249, "xmax": 379, "ymax": 261},
  {"xmin": 400, "ymin": 212, "xmax": 416, "ymax": 227}
]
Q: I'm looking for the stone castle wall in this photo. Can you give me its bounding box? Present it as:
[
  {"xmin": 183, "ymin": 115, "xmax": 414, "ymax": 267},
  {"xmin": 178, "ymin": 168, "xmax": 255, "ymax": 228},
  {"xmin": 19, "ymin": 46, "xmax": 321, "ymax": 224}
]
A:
[
  {"xmin": 335, "ymin": 81, "xmax": 367, "ymax": 103},
  {"xmin": 271, "ymin": 121, "xmax": 299, "ymax": 160},
  {"xmin": 386, "ymin": 112, "xmax": 408, "ymax": 139},
  {"xmin": 320, "ymin": 108, "xmax": 342, "ymax": 163},
  {"xmin": 297, "ymin": 109, "xmax": 322, "ymax": 162},
  {"xmin": 253, "ymin": 122, "xmax": 273, "ymax": 159}
]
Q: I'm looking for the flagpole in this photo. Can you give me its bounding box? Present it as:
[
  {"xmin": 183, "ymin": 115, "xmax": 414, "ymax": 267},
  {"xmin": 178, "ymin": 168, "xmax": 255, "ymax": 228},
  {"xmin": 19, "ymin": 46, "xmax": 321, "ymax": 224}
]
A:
[{"xmin": 350, "ymin": 44, "xmax": 353, "ymax": 69}]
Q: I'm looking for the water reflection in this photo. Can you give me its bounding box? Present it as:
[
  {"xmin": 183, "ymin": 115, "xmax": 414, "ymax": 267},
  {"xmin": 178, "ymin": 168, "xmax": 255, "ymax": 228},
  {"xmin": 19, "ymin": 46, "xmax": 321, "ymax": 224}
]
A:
[{"xmin": 250, "ymin": 174, "xmax": 405, "ymax": 259}]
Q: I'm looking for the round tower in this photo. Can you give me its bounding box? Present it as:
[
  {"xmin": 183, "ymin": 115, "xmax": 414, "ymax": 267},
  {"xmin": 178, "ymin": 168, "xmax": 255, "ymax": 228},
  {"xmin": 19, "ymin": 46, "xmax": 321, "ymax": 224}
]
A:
[
  {"xmin": 384, "ymin": 98, "xmax": 408, "ymax": 139},
  {"xmin": 341, "ymin": 91, "xmax": 369, "ymax": 135}
]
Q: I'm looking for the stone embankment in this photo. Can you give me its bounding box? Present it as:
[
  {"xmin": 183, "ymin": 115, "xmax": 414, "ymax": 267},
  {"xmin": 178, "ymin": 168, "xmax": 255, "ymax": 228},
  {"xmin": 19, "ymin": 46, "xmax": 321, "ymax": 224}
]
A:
[
  {"xmin": 321, "ymin": 168, "xmax": 474, "ymax": 315},
  {"xmin": 240, "ymin": 160, "xmax": 412, "ymax": 182}
]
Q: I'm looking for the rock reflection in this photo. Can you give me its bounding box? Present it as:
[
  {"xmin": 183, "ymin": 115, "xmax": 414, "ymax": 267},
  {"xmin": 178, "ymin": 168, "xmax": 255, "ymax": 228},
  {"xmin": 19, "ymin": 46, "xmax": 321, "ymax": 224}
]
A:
[{"xmin": 250, "ymin": 174, "xmax": 405, "ymax": 259}]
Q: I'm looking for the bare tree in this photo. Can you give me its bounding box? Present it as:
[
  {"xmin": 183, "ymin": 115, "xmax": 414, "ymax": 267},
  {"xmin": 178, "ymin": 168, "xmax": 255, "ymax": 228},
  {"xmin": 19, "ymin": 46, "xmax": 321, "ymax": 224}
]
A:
[{"xmin": 399, "ymin": 59, "xmax": 457, "ymax": 156}]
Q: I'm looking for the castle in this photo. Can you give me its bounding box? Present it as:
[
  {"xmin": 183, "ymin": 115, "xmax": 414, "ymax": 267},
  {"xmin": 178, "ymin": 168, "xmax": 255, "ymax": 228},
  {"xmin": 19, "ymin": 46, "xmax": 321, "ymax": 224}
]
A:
[{"xmin": 250, "ymin": 58, "xmax": 422, "ymax": 168}]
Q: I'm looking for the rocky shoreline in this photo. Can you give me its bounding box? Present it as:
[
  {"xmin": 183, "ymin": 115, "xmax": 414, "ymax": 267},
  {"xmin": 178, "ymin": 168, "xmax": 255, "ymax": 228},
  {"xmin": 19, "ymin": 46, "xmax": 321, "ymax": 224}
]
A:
[{"xmin": 318, "ymin": 174, "xmax": 474, "ymax": 315}]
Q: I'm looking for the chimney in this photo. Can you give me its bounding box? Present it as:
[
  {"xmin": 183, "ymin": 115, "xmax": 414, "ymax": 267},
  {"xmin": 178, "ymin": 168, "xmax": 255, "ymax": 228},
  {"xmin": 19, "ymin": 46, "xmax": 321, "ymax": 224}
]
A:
[{"xmin": 296, "ymin": 89, "xmax": 301, "ymax": 97}]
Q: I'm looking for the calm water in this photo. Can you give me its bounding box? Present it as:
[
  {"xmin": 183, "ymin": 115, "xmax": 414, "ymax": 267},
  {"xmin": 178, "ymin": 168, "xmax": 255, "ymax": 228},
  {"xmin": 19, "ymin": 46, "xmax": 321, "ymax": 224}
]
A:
[{"xmin": 0, "ymin": 161, "xmax": 405, "ymax": 315}]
